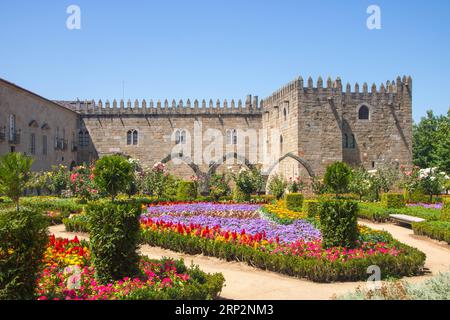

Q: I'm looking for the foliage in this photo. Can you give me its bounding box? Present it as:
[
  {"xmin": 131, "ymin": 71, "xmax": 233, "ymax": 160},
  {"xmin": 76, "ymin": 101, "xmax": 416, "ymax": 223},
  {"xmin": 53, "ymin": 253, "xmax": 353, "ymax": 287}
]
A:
[
  {"xmin": 442, "ymin": 199, "xmax": 450, "ymax": 221},
  {"xmin": 413, "ymin": 109, "xmax": 450, "ymax": 173},
  {"xmin": 0, "ymin": 152, "xmax": 33, "ymax": 211},
  {"xmin": 368, "ymin": 164, "xmax": 399, "ymax": 201},
  {"xmin": 176, "ymin": 181, "xmax": 198, "ymax": 201},
  {"xmin": 267, "ymin": 174, "xmax": 287, "ymax": 200},
  {"xmin": 310, "ymin": 176, "xmax": 328, "ymax": 195},
  {"xmin": 287, "ymin": 177, "xmax": 306, "ymax": 193},
  {"xmin": 357, "ymin": 202, "xmax": 390, "ymax": 222},
  {"xmin": 349, "ymin": 167, "xmax": 372, "ymax": 200},
  {"xmin": 94, "ymin": 155, "xmax": 134, "ymax": 201},
  {"xmin": 209, "ymin": 174, "xmax": 231, "ymax": 201},
  {"xmin": 47, "ymin": 165, "xmax": 70, "ymax": 196},
  {"xmin": 319, "ymin": 199, "xmax": 359, "ymax": 249},
  {"xmin": 143, "ymin": 162, "xmax": 179, "ymax": 199},
  {"xmin": 0, "ymin": 208, "xmax": 49, "ymax": 300},
  {"xmin": 419, "ymin": 168, "xmax": 448, "ymax": 202},
  {"xmin": 69, "ymin": 165, "xmax": 98, "ymax": 202},
  {"xmin": 87, "ymin": 201, "xmax": 141, "ymax": 284},
  {"xmin": 285, "ymin": 193, "xmax": 304, "ymax": 212},
  {"xmin": 381, "ymin": 193, "xmax": 406, "ymax": 209},
  {"xmin": 231, "ymin": 167, "xmax": 264, "ymax": 200},
  {"xmin": 412, "ymin": 221, "xmax": 450, "ymax": 244},
  {"xmin": 337, "ymin": 272, "xmax": 450, "ymax": 300},
  {"xmin": 323, "ymin": 162, "xmax": 352, "ymax": 196},
  {"xmin": 63, "ymin": 214, "xmax": 89, "ymax": 233},
  {"xmin": 27, "ymin": 171, "xmax": 50, "ymax": 196}
]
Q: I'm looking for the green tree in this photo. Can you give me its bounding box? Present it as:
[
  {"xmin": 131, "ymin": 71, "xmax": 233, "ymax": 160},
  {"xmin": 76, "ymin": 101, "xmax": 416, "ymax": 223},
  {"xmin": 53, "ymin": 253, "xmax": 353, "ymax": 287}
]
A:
[
  {"xmin": 349, "ymin": 167, "xmax": 371, "ymax": 200},
  {"xmin": 267, "ymin": 174, "xmax": 287, "ymax": 200},
  {"xmin": 324, "ymin": 162, "xmax": 352, "ymax": 197},
  {"xmin": 0, "ymin": 153, "xmax": 33, "ymax": 211},
  {"xmin": 93, "ymin": 155, "xmax": 134, "ymax": 201},
  {"xmin": 369, "ymin": 164, "xmax": 399, "ymax": 201},
  {"xmin": 413, "ymin": 109, "xmax": 450, "ymax": 173},
  {"xmin": 209, "ymin": 174, "xmax": 231, "ymax": 201}
]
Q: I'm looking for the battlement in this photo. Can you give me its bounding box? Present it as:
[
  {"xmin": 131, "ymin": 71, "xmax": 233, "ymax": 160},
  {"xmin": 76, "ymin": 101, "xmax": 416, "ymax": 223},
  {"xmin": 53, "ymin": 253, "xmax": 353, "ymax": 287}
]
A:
[
  {"xmin": 72, "ymin": 95, "xmax": 263, "ymax": 116},
  {"xmin": 263, "ymin": 75, "xmax": 412, "ymax": 105}
]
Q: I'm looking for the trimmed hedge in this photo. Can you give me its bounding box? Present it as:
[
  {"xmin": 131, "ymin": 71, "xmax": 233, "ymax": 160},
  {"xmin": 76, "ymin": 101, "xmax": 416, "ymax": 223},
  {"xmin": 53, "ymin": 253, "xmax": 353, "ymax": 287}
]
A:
[
  {"xmin": 303, "ymin": 200, "xmax": 319, "ymax": 218},
  {"xmin": 285, "ymin": 193, "xmax": 304, "ymax": 212},
  {"xmin": 63, "ymin": 214, "xmax": 89, "ymax": 233},
  {"xmin": 381, "ymin": 193, "xmax": 406, "ymax": 209},
  {"xmin": 319, "ymin": 200, "xmax": 359, "ymax": 248},
  {"xmin": 176, "ymin": 181, "xmax": 198, "ymax": 201},
  {"xmin": 141, "ymin": 228, "xmax": 425, "ymax": 283},
  {"xmin": 0, "ymin": 208, "xmax": 49, "ymax": 300},
  {"xmin": 357, "ymin": 202, "xmax": 441, "ymax": 222},
  {"xmin": 442, "ymin": 199, "xmax": 450, "ymax": 222},
  {"xmin": 357, "ymin": 203, "xmax": 390, "ymax": 222},
  {"xmin": 412, "ymin": 221, "xmax": 450, "ymax": 244},
  {"xmin": 87, "ymin": 201, "xmax": 141, "ymax": 284}
]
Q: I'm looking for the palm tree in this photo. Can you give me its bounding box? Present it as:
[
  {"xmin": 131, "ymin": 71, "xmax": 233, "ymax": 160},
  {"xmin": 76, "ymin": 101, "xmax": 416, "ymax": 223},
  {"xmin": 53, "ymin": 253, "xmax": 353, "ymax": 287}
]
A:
[{"xmin": 0, "ymin": 152, "xmax": 33, "ymax": 211}]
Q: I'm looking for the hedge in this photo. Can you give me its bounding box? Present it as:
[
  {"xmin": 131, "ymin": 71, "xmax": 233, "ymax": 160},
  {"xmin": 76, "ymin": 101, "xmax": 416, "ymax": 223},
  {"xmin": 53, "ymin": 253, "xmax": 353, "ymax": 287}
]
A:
[
  {"xmin": 412, "ymin": 221, "xmax": 450, "ymax": 244},
  {"xmin": 63, "ymin": 214, "xmax": 89, "ymax": 233},
  {"xmin": 176, "ymin": 181, "xmax": 198, "ymax": 201},
  {"xmin": 381, "ymin": 193, "xmax": 406, "ymax": 209},
  {"xmin": 140, "ymin": 228, "xmax": 425, "ymax": 283},
  {"xmin": 0, "ymin": 208, "xmax": 49, "ymax": 300},
  {"xmin": 442, "ymin": 199, "xmax": 450, "ymax": 222},
  {"xmin": 303, "ymin": 200, "xmax": 320, "ymax": 218},
  {"xmin": 358, "ymin": 202, "xmax": 441, "ymax": 222},
  {"xmin": 357, "ymin": 203, "xmax": 390, "ymax": 222},
  {"xmin": 285, "ymin": 193, "xmax": 304, "ymax": 212}
]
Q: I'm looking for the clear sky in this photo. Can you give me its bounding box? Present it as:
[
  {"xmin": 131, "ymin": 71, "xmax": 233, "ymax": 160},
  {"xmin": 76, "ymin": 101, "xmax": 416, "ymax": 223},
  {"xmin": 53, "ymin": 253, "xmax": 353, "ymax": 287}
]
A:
[{"xmin": 0, "ymin": 0, "xmax": 449, "ymax": 122}]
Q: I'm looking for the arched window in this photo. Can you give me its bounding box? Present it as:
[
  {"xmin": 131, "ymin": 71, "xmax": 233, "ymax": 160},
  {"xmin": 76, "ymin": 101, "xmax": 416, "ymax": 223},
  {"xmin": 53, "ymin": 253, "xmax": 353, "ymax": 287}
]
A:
[
  {"xmin": 350, "ymin": 134, "xmax": 356, "ymax": 149},
  {"xmin": 358, "ymin": 105, "xmax": 369, "ymax": 120},
  {"xmin": 127, "ymin": 130, "xmax": 138, "ymax": 145},
  {"xmin": 180, "ymin": 130, "xmax": 186, "ymax": 144},
  {"xmin": 344, "ymin": 134, "xmax": 349, "ymax": 149},
  {"xmin": 78, "ymin": 130, "xmax": 90, "ymax": 147},
  {"xmin": 283, "ymin": 108, "xmax": 287, "ymax": 121},
  {"xmin": 226, "ymin": 129, "xmax": 237, "ymax": 145},
  {"xmin": 175, "ymin": 130, "xmax": 181, "ymax": 145}
]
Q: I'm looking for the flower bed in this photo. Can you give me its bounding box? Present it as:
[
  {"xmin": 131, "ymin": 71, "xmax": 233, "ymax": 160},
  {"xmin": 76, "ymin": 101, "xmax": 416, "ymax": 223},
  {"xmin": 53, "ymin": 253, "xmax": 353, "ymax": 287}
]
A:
[
  {"xmin": 260, "ymin": 201, "xmax": 307, "ymax": 225},
  {"xmin": 146, "ymin": 202, "xmax": 261, "ymax": 219},
  {"xmin": 37, "ymin": 235, "xmax": 224, "ymax": 300},
  {"xmin": 140, "ymin": 217, "xmax": 425, "ymax": 282}
]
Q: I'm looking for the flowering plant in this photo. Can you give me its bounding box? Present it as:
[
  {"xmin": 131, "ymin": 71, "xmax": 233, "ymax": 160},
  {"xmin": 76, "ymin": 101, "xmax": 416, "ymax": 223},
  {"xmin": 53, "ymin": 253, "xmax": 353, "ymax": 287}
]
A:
[
  {"xmin": 288, "ymin": 176, "xmax": 307, "ymax": 193},
  {"xmin": 69, "ymin": 165, "xmax": 98, "ymax": 201}
]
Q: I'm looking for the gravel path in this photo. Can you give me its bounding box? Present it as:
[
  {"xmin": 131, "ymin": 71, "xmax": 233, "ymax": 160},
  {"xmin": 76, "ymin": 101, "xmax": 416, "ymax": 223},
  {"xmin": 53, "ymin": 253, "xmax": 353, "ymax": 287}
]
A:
[{"xmin": 49, "ymin": 221, "xmax": 450, "ymax": 300}]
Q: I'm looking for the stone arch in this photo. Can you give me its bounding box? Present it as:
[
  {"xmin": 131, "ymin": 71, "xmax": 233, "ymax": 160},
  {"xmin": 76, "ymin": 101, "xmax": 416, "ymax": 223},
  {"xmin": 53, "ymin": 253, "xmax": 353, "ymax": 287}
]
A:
[
  {"xmin": 160, "ymin": 153, "xmax": 202, "ymax": 178},
  {"xmin": 265, "ymin": 152, "xmax": 316, "ymax": 178},
  {"xmin": 207, "ymin": 152, "xmax": 255, "ymax": 176}
]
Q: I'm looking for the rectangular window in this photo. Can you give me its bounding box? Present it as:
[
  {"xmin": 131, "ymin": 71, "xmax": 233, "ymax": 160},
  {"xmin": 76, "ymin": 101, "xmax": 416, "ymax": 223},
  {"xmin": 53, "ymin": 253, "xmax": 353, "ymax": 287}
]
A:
[
  {"xmin": 43, "ymin": 135, "xmax": 47, "ymax": 155},
  {"xmin": 30, "ymin": 133, "xmax": 36, "ymax": 155},
  {"xmin": 9, "ymin": 114, "xmax": 15, "ymax": 141}
]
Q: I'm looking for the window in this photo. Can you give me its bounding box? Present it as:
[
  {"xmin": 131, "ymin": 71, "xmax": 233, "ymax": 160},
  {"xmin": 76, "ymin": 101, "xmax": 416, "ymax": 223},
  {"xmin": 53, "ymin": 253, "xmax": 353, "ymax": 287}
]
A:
[
  {"xmin": 30, "ymin": 133, "xmax": 36, "ymax": 155},
  {"xmin": 343, "ymin": 134, "xmax": 349, "ymax": 148},
  {"xmin": 43, "ymin": 135, "xmax": 48, "ymax": 155},
  {"xmin": 9, "ymin": 114, "xmax": 15, "ymax": 141},
  {"xmin": 358, "ymin": 105, "xmax": 369, "ymax": 120},
  {"xmin": 283, "ymin": 108, "xmax": 287, "ymax": 121},
  {"xmin": 280, "ymin": 135, "xmax": 284, "ymax": 154},
  {"xmin": 226, "ymin": 129, "xmax": 237, "ymax": 145},
  {"xmin": 78, "ymin": 130, "xmax": 90, "ymax": 147},
  {"xmin": 127, "ymin": 130, "xmax": 138, "ymax": 145},
  {"xmin": 350, "ymin": 134, "xmax": 356, "ymax": 149}
]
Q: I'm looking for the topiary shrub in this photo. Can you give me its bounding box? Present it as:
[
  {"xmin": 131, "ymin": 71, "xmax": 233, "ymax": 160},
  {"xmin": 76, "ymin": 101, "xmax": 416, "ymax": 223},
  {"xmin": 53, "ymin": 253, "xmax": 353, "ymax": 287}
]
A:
[
  {"xmin": 176, "ymin": 181, "xmax": 198, "ymax": 201},
  {"xmin": 323, "ymin": 162, "xmax": 352, "ymax": 197},
  {"xmin": 441, "ymin": 198, "xmax": 450, "ymax": 221},
  {"xmin": 381, "ymin": 193, "xmax": 406, "ymax": 209},
  {"xmin": 94, "ymin": 155, "xmax": 134, "ymax": 201},
  {"xmin": 319, "ymin": 199, "xmax": 359, "ymax": 249},
  {"xmin": 87, "ymin": 200, "xmax": 141, "ymax": 284},
  {"xmin": 303, "ymin": 200, "xmax": 320, "ymax": 218},
  {"xmin": 0, "ymin": 208, "xmax": 48, "ymax": 300},
  {"xmin": 285, "ymin": 193, "xmax": 304, "ymax": 212}
]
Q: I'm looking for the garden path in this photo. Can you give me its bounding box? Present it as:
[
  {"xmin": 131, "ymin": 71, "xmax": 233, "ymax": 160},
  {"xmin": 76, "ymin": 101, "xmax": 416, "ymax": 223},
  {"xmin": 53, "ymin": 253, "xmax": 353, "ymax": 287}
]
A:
[{"xmin": 48, "ymin": 222, "xmax": 450, "ymax": 300}]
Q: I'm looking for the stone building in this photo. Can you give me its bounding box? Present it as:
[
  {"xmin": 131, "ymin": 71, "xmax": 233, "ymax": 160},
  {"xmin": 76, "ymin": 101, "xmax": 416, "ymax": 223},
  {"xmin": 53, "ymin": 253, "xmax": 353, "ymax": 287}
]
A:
[{"xmin": 0, "ymin": 75, "xmax": 413, "ymax": 191}]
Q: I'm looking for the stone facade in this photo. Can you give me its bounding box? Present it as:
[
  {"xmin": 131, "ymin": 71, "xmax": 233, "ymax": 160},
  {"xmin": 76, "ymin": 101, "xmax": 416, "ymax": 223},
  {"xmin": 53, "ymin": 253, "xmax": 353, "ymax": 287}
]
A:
[
  {"xmin": 0, "ymin": 79, "xmax": 78, "ymax": 171},
  {"xmin": 0, "ymin": 75, "xmax": 413, "ymax": 189}
]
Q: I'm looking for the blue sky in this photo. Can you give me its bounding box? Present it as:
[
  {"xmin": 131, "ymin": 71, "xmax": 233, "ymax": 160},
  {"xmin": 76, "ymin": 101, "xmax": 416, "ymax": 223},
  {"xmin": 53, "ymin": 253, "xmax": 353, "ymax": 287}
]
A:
[{"xmin": 0, "ymin": 0, "xmax": 449, "ymax": 122}]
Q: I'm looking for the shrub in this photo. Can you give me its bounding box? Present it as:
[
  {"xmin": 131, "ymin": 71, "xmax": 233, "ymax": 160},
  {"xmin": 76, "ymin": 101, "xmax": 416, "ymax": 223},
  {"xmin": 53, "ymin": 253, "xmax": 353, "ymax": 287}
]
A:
[
  {"xmin": 0, "ymin": 152, "xmax": 33, "ymax": 211},
  {"xmin": 303, "ymin": 200, "xmax": 320, "ymax": 218},
  {"xmin": 381, "ymin": 193, "xmax": 406, "ymax": 209},
  {"xmin": 357, "ymin": 202, "xmax": 390, "ymax": 222},
  {"xmin": 267, "ymin": 174, "xmax": 287, "ymax": 200},
  {"xmin": 209, "ymin": 174, "xmax": 231, "ymax": 201},
  {"xmin": 0, "ymin": 208, "xmax": 48, "ymax": 300},
  {"xmin": 87, "ymin": 201, "xmax": 141, "ymax": 284},
  {"xmin": 63, "ymin": 214, "xmax": 89, "ymax": 233},
  {"xmin": 349, "ymin": 167, "xmax": 371, "ymax": 200},
  {"xmin": 232, "ymin": 168, "xmax": 264, "ymax": 200},
  {"xmin": 233, "ymin": 187, "xmax": 250, "ymax": 202},
  {"xmin": 412, "ymin": 221, "xmax": 450, "ymax": 244},
  {"xmin": 323, "ymin": 162, "xmax": 352, "ymax": 196},
  {"xmin": 287, "ymin": 177, "xmax": 307, "ymax": 193},
  {"xmin": 47, "ymin": 165, "xmax": 70, "ymax": 196},
  {"xmin": 442, "ymin": 198, "xmax": 450, "ymax": 221},
  {"xmin": 94, "ymin": 155, "xmax": 134, "ymax": 201},
  {"xmin": 69, "ymin": 165, "xmax": 99, "ymax": 201},
  {"xmin": 319, "ymin": 199, "xmax": 359, "ymax": 249},
  {"xmin": 285, "ymin": 193, "xmax": 304, "ymax": 212},
  {"xmin": 176, "ymin": 181, "xmax": 198, "ymax": 201}
]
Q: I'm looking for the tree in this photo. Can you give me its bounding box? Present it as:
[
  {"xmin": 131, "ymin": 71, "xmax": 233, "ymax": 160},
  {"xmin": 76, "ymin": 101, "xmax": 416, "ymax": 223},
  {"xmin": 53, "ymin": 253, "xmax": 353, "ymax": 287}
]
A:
[
  {"xmin": 267, "ymin": 174, "xmax": 287, "ymax": 200},
  {"xmin": 0, "ymin": 153, "xmax": 33, "ymax": 211},
  {"xmin": 324, "ymin": 162, "xmax": 352, "ymax": 197},
  {"xmin": 413, "ymin": 109, "xmax": 450, "ymax": 173},
  {"xmin": 369, "ymin": 164, "xmax": 399, "ymax": 201},
  {"xmin": 349, "ymin": 167, "xmax": 371, "ymax": 200},
  {"xmin": 419, "ymin": 168, "xmax": 447, "ymax": 202},
  {"xmin": 94, "ymin": 155, "xmax": 134, "ymax": 201},
  {"xmin": 209, "ymin": 174, "xmax": 231, "ymax": 201}
]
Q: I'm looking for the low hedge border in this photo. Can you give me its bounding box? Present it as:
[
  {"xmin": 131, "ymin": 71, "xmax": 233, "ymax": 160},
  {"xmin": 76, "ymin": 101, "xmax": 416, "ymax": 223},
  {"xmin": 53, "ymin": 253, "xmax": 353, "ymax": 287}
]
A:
[
  {"xmin": 140, "ymin": 229, "xmax": 425, "ymax": 283},
  {"xmin": 412, "ymin": 221, "xmax": 450, "ymax": 244}
]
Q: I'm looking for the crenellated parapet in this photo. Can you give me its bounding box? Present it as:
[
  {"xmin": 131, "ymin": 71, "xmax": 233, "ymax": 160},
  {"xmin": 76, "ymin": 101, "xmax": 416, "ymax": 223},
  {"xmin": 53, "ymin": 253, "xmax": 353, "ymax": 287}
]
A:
[
  {"xmin": 262, "ymin": 75, "xmax": 412, "ymax": 107},
  {"xmin": 75, "ymin": 95, "xmax": 263, "ymax": 116}
]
